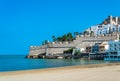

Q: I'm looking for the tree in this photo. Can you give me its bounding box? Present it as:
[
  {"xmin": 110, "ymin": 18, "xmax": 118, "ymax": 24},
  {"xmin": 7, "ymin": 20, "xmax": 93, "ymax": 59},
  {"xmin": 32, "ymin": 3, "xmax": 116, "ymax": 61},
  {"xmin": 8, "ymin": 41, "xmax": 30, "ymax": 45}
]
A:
[
  {"xmin": 83, "ymin": 31, "xmax": 89, "ymax": 35},
  {"xmin": 42, "ymin": 40, "xmax": 49, "ymax": 45},
  {"xmin": 53, "ymin": 32, "xmax": 74, "ymax": 42},
  {"xmin": 64, "ymin": 48, "xmax": 73, "ymax": 53},
  {"xmin": 74, "ymin": 32, "xmax": 79, "ymax": 37},
  {"xmin": 61, "ymin": 35, "xmax": 66, "ymax": 41},
  {"xmin": 79, "ymin": 32, "xmax": 83, "ymax": 35},
  {"xmin": 57, "ymin": 37, "xmax": 62, "ymax": 42},
  {"xmin": 67, "ymin": 33, "xmax": 73, "ymax": 41},
  {"xmin": 74, "ymin": 50, "xmax": 81, "ymax": 56},
  {"xmin": 52, "ymin": 35, "xmax": 56, "ymax": 42},
  {"xmin": 42, "ymin": 41, "xmax": 45, "ymax": 45},
  {"xmin": 75, "ymin": 50, "xmax": 81, "ymax": 54}
]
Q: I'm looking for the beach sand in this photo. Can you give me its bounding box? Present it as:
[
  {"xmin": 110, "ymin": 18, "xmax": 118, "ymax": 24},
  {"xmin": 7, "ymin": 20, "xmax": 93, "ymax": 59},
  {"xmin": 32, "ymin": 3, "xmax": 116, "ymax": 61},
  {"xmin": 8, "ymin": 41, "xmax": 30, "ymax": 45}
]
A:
[{"xmin": 0, "ymin": 63, "xmax": 120, "ymax": 81}]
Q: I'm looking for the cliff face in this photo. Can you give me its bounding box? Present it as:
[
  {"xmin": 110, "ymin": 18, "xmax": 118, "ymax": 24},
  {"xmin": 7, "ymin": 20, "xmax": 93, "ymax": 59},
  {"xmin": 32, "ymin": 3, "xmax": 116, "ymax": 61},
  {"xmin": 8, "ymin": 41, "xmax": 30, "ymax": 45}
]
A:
[{"xmin": 28, "ymin": 33, "xmax": 118, "ymax": 57}]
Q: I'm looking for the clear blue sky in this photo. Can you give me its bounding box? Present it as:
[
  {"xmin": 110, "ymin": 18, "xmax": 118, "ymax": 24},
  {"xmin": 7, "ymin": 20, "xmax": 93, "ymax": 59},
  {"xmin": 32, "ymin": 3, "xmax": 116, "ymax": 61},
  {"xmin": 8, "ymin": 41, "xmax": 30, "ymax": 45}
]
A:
[{"xmin": 0, "ymin": 0, "xmax": 120, "ymax": 55}]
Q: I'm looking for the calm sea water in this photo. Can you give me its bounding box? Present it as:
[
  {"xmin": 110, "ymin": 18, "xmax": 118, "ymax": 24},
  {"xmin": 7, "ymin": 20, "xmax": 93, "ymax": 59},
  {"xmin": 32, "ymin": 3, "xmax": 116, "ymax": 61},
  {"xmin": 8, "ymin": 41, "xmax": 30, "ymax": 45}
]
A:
[{"xmin": 0, "ymin": 55, "xmax": 119, "ymax": 72}]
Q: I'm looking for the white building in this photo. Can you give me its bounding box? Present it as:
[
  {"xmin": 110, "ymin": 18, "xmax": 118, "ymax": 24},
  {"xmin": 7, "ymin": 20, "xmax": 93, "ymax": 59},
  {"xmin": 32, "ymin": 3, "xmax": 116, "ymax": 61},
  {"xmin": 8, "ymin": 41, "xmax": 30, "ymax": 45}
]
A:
[
  {"xmin": 86, "ymin": 16, "xmax": 120, "ymax": 36},
  {"xmin": 86, "ymin": 24, "xmax": 120, "ymax": 36},
  {"xmin": 104, "ymin": 40, "xmax": 120, "ymax": 60}
]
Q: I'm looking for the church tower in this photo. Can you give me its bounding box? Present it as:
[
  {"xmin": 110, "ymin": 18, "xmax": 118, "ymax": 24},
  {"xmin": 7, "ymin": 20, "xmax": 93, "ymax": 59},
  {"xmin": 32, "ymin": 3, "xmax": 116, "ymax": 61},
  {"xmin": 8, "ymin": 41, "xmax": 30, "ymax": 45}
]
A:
[{"xmin": 109, "ymin": 15, "xmax": 113, "ymax": 24}]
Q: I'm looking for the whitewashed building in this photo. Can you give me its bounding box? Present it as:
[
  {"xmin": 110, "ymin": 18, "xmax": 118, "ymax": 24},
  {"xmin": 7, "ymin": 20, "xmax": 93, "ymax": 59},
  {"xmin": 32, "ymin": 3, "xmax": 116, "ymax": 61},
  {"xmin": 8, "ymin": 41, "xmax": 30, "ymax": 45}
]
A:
[
  {"xmin": 86, "ymin": 16, "xmax": 120, "ymax": 36},
  {"xmin": 87, "ymin": 24, "xmax": 120, "ymax": 36},
  {"xmin": 104, "ymin": 40, "xmax": 120, "ymax": 60}
]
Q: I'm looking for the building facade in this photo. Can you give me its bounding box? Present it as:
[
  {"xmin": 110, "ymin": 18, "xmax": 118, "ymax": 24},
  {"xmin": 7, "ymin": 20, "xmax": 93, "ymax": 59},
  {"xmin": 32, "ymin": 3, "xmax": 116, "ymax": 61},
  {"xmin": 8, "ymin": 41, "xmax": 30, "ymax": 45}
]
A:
[
  {"xmin": 104, "ymin": 40, "xmax": 120, "ymax": 60},
  {"xmin": 86, "ymin": 16, "xmax": 120, "ymax": 36},
  {"xmin": 85, "ymin": 42, "xmax": 109, "ymax": 53}
]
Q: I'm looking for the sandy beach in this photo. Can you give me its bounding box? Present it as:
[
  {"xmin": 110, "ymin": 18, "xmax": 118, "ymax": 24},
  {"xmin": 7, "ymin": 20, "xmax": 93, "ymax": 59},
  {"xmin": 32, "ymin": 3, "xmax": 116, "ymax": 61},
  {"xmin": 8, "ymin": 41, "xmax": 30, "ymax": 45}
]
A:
[{"xmin": 0, "ymin": 63, "xmax": 120, "ymax": 81}]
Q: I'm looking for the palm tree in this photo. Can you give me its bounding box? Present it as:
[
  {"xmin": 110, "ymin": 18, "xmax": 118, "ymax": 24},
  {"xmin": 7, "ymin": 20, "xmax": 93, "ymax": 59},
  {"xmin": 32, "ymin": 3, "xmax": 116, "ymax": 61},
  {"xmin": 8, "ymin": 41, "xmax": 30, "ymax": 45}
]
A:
[
  {"xmin": 52, "ymin": 35, "xmax": 56, "ymax": 42},
  {"xmin": 63, "ymin": 34, "xmax": 67, "ymax": 41},
  {"xmin": 57, "ymin": 37, "xmax": 62, "ymax": 42},
  {"xmin": 67, "ymin": 33, "xmax": 73, "ymax": 41},
  {"xmin": 44, "ymin": 40, "xmax": 49, "ymax": 45},
  {"xmin": 79, "ymin": 32, "xmax": 83, "ymax": 35},
  {"xmin": 42, "ymin": 40, "xmax": 49, "ymax": 45},
  {"xmin": 74, "ymin": 32, "xmax": 79, "ymax": 37}
]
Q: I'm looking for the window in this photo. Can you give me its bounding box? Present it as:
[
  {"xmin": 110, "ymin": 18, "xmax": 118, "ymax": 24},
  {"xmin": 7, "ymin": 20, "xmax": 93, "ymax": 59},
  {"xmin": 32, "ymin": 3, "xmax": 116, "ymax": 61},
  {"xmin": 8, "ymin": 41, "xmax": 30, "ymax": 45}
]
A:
[
  {"xmin": 110, "ymin": 48, "xmax": 111, "ymax": 50},
  {"xmin": 110, "ymin": 44, "xmax": 112, "ymax": 47},
  {"xmin": 113, "ymin": 28, "xmax": 115, "ymax": 32},
  {"xmin": 119, "ymin": 28, "xmax": 120, "ymax": 32},
  {"xmin": 106, "ymin": 31, "xmax": 107, "ymax": 34}
]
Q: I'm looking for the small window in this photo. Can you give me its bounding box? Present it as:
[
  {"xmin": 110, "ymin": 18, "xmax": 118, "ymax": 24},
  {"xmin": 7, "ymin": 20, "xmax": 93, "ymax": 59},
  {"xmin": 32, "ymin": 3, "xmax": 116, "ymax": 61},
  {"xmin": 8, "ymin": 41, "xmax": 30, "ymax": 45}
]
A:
[
  {"xmin": 110, "ymin": 44, "xmax": 112, "ymax": 47},
  {"xmin": 110, "ymin": 48, "xmax": 111, "ymax": 50},
  {"xmin": 119, "ymin": 28, "xmax": 120, "ymax": 31}
]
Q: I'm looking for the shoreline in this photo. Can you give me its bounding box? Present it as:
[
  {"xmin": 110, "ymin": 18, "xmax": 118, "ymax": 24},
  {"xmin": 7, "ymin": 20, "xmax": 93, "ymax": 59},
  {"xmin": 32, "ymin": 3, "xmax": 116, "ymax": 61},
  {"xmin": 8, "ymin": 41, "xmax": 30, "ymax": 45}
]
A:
[
  {"xmin": 1, "ymin": 62, "xmax": 120, "ymax": 81},
  {"xmin": 1, "ymin": 62, "xmax": 120, "ymax": 74}
]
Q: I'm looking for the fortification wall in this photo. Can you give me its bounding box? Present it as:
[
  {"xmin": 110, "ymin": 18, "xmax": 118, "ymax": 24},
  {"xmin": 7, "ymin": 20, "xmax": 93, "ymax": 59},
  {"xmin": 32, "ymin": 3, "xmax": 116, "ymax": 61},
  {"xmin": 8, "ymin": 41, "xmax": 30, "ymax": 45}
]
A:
[
  {"xmin": 74, "ymin": 35, "xmax": 117, "ymax": 44},
  {"xmin": 46, "ymin": 47, "xmax": 73, "ymax": 55},
  {"xmin": 29, "ymin": 45, "xmax": 47, "ymax": 55},
  {"xmin": 28, "ymin": 34, "xmax": 118, "ymax": 56}
]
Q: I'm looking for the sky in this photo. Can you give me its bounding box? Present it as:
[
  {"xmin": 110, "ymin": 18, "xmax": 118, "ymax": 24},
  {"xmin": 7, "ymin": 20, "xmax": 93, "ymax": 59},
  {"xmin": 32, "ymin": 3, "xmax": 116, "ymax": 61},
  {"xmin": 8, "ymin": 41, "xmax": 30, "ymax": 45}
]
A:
[{"xmin": 0, "ymin": 0, "xmax": 120, "ymax": 55}]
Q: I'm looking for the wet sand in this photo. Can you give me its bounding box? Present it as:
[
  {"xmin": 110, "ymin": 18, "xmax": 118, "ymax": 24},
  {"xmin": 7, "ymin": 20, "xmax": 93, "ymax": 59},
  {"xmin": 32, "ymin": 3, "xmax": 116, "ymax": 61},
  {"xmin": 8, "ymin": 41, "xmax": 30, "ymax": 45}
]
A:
[{"xmin": 0, "ymin": 63, "xmax": 120, "ymax": 81}]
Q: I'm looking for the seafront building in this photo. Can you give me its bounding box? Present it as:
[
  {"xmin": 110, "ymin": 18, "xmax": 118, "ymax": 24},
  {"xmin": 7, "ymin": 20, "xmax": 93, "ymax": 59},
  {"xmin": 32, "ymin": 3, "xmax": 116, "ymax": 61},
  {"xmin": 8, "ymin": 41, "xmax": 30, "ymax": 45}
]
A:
[
  {"xmin": 87, "ymin": 42, "xmax": 109, "ymax": 53},
  {"xmin": 86, "ymin": 42, "xmax": 109, "ymax": 60},
  {"xmin": 87, "ymin": 37, "xmax": 120, "ymax": 61},
  {"xmin": 104, "ymin": 40, "xmax": 120, "ymax": 60}
]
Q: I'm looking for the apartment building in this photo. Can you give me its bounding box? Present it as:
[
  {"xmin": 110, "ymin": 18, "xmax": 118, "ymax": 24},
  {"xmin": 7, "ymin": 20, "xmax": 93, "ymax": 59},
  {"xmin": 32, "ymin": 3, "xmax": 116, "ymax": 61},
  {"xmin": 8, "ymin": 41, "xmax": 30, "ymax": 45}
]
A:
[{"xmin": 105, "ymin": 40, "xmax": 120, "ymax": 60}]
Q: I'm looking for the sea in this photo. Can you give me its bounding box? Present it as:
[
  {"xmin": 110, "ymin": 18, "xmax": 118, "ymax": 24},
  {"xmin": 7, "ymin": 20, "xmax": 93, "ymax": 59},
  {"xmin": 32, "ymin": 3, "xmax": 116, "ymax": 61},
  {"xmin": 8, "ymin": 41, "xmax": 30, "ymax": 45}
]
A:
[{"xmin": 0, "ymin": 55, "xmax": 119, "ymax": 72}]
